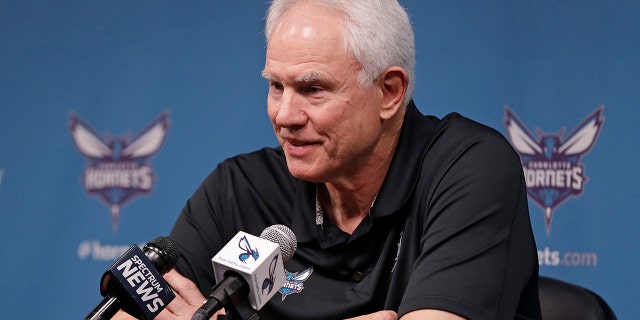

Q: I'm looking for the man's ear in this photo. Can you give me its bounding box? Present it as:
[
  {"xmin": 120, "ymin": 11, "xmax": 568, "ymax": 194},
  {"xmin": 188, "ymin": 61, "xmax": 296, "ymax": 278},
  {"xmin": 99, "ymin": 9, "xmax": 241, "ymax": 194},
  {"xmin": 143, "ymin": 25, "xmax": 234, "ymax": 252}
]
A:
[{"xmin": 379, "ymin": 67, "xmax": 409, "ymax": 120}]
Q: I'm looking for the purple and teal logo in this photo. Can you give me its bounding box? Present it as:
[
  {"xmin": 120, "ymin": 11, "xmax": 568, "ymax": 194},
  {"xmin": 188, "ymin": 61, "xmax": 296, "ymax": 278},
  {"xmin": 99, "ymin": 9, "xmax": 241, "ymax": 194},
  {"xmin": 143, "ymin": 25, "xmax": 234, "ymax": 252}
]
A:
[
  {"xmin": 262, "ymin": 255, "xmax": 279, "ymax": 294},
  {"xmin": 70, "ymin": 112, "xmax": 170, "ymax": 232},
  {"xmin": 279, "ymin": 267, "xmax": 313, "ymax": 301},
  {"xmin": 238, "ymin": 235, "xmax": 260, "ymax": 263},
  {"xmin": 505, "ymin": 106, "xmax": 604, "ymax": 234}
]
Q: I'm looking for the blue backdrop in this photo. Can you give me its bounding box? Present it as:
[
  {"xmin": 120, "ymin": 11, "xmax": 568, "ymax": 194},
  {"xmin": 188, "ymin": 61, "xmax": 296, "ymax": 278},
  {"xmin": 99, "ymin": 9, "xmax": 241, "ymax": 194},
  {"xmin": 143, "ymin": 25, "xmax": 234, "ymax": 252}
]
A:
[{"xmin": 1, "ymin": 1, "xmax": 638, "ymax": 319}]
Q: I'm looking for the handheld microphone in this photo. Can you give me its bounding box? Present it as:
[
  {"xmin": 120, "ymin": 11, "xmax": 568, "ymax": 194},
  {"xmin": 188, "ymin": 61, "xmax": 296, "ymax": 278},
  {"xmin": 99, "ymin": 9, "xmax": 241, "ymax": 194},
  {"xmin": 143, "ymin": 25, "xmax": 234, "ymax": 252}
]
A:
[
  {"xmin": 85, "ymin": 236, "xmax": 180, "ymax": 320},
  {"xmin": 192, "ymin": 225, "xmax": 297, "ymax": 320}
]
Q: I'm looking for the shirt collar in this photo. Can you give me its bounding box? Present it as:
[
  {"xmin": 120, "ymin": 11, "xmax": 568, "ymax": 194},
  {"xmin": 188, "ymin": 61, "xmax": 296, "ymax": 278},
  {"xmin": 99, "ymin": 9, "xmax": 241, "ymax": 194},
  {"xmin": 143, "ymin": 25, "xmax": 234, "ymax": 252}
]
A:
[
  {"xmin": 290, "ymin": 100, "xmax": 436, "ymax": 242},
  {"xmin": 373, "ymin": 100, "xmax": 435, "ymax": 218}
]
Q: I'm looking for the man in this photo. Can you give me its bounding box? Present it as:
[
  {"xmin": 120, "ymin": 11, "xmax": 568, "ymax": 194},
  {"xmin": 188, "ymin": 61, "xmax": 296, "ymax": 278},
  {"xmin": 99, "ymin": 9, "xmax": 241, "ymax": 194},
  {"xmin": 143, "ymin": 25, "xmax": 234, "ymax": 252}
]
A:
[{"xmin": 117, "ymin": 0, "xmax": 540, "ymax": 319}]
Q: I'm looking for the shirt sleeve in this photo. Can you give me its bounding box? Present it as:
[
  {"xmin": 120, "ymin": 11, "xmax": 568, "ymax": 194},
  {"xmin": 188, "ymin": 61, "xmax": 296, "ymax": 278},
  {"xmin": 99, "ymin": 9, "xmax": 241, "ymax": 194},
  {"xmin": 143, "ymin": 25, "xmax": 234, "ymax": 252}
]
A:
[
  {"xmin": 398, "ymin": 125, "xmax": 538, "ymax": 320},
  {"xmin": 169, "ymin": 166, "xmax": 231, "ymax": 294}
]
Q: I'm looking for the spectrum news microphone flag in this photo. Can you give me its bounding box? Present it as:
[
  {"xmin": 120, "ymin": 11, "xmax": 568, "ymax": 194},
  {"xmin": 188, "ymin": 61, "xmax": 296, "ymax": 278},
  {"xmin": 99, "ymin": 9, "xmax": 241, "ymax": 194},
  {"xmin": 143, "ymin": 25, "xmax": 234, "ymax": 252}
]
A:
[{"xmin": 85, "ymin": 236, "xmax": 180, "ymax": 320}]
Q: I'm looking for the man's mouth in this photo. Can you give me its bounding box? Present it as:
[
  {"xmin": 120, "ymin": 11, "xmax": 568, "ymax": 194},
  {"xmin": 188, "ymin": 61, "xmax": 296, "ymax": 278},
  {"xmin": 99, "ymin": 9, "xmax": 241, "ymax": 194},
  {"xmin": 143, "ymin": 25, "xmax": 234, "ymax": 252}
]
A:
[{"xmin": 288, "ymin": 139, "xmax": 308, "ymax": 147}]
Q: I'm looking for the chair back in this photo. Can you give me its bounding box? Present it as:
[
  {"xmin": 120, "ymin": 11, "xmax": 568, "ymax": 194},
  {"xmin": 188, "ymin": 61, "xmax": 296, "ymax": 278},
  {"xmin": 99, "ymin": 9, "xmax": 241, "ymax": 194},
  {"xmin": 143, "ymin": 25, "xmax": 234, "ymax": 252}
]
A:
[{"xmin": 539, "ymin": 276, "xmax": 616, "ymax": 320}]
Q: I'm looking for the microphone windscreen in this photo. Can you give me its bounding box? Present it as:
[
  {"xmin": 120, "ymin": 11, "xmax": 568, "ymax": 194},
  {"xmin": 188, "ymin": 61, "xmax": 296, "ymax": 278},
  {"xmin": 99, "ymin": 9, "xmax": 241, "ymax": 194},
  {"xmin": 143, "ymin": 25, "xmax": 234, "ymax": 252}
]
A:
[
  {"xmin": 260, "ymin": 224, "xmax": 297, "ymax": 262},
  {"xmin": 144, "ymin": 236, "xmax": 181, "ymax": 274}
]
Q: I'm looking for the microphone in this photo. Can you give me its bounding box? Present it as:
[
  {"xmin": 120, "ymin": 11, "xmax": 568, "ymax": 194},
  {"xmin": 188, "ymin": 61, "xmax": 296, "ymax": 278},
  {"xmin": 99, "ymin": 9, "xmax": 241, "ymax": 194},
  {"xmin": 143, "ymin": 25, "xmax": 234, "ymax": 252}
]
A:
[
  {"xmin": 192, "ymin": 225, "xmax": 297, "ymax": 320},
  {"xmin": 85, "ymin": 236, "xmax": 180, "ymax": 320}
]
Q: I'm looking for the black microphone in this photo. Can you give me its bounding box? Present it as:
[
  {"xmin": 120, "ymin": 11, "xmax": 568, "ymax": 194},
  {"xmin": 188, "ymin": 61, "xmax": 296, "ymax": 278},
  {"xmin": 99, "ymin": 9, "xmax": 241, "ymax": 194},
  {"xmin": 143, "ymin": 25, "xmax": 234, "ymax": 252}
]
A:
[
  {"xmin": 85, "ymin": 236, "xmax": 180, "ymax": 320},
  {"xmin": 192, "ymin": 225, "xmax": 297, "ymax": 320}
]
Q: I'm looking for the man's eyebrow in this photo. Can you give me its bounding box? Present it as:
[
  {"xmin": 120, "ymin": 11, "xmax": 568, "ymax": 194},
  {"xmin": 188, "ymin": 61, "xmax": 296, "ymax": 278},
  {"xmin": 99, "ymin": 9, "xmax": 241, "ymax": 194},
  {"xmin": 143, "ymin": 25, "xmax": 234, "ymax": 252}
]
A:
[
  {"xmin": 260, "ymin": 70, "xmax": 330, "ymax": 85},
  {"xmin": 294, "ymin": 71, "xmax": 331, "ymax": 84},
  {"xmin": 261, "ymin": 70, "xmax": 275, "ymax": 81}
]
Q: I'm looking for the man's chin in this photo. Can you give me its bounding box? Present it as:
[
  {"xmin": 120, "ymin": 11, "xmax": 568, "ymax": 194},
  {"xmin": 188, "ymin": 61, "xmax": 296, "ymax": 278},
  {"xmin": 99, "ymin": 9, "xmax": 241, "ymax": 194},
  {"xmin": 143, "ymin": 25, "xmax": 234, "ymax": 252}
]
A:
[
  {"xmin": 288, "ymin": 170, "xmax": 319, "ymax": 182},
  {"xmin": 285, "ymin": 163, "xmax": 323, "ymax": 182}
]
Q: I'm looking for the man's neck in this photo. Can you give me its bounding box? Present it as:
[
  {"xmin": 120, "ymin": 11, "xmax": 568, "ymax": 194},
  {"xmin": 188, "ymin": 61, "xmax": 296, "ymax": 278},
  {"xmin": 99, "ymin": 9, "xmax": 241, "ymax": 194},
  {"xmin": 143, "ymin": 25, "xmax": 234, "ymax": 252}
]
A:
[
  {"xmin": 319, "ymin": 133, "xmax": 401, "ymax": 233},
  {"xmin": 318, "ymin": 106, "xmax": 406, "ymax": 234},
  {"xmin": 318, "ymin": 181, "xmax": 379, "ymax": 235}
]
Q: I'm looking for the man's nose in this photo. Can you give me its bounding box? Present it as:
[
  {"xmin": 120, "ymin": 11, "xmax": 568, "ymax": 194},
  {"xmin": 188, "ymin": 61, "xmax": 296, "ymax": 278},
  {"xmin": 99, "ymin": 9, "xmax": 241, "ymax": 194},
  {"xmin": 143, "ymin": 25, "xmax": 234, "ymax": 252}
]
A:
[{"xmin": 274, "ymin": 89, "xmax": 308, "ymax": 127}]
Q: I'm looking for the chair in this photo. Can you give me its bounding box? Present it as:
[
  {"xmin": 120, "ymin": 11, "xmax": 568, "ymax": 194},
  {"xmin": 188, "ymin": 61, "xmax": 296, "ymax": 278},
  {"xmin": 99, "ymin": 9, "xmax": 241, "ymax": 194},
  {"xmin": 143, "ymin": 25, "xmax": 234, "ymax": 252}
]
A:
[{"xmin": 538, "ymin": 276, "xmax": 617, "ymax": 320}]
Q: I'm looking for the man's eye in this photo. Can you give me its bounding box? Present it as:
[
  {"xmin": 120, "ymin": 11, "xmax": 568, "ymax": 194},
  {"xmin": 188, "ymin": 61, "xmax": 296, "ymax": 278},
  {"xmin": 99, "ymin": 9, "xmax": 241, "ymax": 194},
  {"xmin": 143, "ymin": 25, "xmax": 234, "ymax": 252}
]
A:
[
  {"xmin": 270, "ymin": 82, "xmax": 284, "ymax": 91},
  {"xmin": 302, "ymin": 86, "xmax": 322, "ymax": 94}
]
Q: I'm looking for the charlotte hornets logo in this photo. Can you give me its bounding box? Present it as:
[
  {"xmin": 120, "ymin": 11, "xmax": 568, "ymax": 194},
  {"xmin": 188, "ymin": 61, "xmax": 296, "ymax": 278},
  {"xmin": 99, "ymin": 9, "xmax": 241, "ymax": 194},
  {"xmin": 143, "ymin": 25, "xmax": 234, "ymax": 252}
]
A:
[
  {"xmin": 505, "ymin": 106, "xmax": 604, "ymax": 234},
  {"xmin": 70, "ymin": 112, "xmax": 170, "ymax": 231},
  {"xmin": 262, "ymin": 255, "xmax": 279, "ymax": 294},
  {"xmin": 238, "ymin": 235, "xmax": 260, "ymax": 263},
  {"xmin": 279, "ymin": 267, "xmax": 313, "ymax": 301}
]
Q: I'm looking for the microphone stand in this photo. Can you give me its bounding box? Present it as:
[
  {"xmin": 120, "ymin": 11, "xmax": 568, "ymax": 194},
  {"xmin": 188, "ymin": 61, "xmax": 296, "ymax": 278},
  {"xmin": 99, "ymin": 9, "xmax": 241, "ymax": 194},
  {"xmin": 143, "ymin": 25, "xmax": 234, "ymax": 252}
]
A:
[
  {"xmin": 194, "ymin": 274, "xmax": 260, "ymax": 320},
  {"xmin": 218, "ymin": 297, "xmax": 260, "ymax": 320}
]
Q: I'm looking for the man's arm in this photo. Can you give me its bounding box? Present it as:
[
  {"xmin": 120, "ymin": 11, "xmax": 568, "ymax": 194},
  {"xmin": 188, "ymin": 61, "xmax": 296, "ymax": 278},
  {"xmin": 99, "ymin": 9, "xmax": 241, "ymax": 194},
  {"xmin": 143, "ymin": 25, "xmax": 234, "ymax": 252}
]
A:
[
  {"xmin": 108, "ymin": 270, "xmax": 465, "ymax": 320},
  {"xmin": 400, "ymin": 310, "xmax": 465, "ymax": 320},
  {"xmin": 345, "ymin": 309, "xmax": 464, "ymax": 320}
]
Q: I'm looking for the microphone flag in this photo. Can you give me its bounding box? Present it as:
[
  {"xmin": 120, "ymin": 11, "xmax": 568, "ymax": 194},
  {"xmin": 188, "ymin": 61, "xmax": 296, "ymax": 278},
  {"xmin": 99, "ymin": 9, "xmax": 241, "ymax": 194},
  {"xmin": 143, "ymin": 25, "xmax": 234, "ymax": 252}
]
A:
[
  {"xmin": 211, "ymin": 231, "xmax": 286, "ymax": 311},
  {"xmin": 100, "ymin": 244, "xmax": 176, "ymax": 320}
]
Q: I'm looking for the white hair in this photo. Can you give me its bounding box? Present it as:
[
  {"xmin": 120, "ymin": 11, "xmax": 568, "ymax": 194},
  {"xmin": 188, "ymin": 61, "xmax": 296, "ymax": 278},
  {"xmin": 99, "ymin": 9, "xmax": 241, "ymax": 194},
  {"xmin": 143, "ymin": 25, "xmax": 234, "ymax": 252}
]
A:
[{"xmin": 265, "ymin": 0, "xmax": 416, "ymax": 107}]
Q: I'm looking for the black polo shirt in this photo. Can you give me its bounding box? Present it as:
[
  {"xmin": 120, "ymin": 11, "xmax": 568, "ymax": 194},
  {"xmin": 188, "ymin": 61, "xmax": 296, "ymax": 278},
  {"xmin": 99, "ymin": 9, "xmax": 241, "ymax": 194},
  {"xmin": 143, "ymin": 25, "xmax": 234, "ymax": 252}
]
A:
[{"xmin": 169, "ymin": 101, "xmax": 541, "ymax": 320}]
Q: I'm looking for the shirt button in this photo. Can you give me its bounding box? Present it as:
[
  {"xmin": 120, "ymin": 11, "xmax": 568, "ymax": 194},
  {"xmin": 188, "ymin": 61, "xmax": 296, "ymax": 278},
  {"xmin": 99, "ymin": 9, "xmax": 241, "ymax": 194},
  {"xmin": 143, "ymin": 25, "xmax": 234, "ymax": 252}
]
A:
[{"xmin": 352, "ymin": 271, "xmax": 364, "ymax": 283}]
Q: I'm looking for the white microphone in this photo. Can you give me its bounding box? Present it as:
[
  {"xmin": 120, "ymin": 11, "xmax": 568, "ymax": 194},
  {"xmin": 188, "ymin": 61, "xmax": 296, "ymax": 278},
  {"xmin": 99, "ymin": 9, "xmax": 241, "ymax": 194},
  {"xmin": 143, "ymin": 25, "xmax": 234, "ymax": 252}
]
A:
[{"xmin": 192, "ymin": 225, "xmax": 297, "ymax": 320}]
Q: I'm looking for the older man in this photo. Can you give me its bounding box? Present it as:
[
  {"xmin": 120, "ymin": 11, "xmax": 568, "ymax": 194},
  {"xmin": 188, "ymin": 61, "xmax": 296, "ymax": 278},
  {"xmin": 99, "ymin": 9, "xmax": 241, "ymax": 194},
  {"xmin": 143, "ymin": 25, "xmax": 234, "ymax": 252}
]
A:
[{"xmin": 116, "ymin": 1, "xmax": 540, "ymax": 319}]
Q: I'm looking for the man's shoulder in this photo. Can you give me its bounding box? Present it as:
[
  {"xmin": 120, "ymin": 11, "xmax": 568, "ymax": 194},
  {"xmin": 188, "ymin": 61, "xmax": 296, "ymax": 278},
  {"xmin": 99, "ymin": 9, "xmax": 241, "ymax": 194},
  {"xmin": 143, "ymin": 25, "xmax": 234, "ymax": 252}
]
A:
[
  {"xmin": 204, "ymin": 146, "xmax": 294, "ymax": 188},
  {"xmin": 219, "ymin": 147, "xmax": 287, "ymax": 172},
  {"xmin": 417, "ymin": 112, "xmax": 520, "ymax": 182},
  {"xmin": 196, "ymin": 147, "xmax": 299, "ymax": 209},
  {"xmin": 436, "ymin": 112, "xmax": 503, "ymax": 139},
  {"xmin": 427, "ymin": 112, "xmax": 512, "ymax": 154}
]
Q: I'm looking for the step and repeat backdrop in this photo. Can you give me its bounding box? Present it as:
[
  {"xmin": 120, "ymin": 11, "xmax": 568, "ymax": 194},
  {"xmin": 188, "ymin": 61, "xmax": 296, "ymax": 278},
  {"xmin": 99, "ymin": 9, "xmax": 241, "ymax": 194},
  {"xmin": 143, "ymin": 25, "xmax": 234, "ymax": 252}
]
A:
[{"xmin": 1, "ymin": 1, "xmax": 638, "ymax": 319}]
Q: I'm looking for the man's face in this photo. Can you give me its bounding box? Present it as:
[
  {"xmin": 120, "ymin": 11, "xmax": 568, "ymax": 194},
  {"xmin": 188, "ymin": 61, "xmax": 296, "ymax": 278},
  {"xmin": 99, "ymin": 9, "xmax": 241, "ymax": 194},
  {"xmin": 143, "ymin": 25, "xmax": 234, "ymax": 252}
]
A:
[{"xmin": 263, "ymin": 4, "xmax": 385, "ymax": 183}]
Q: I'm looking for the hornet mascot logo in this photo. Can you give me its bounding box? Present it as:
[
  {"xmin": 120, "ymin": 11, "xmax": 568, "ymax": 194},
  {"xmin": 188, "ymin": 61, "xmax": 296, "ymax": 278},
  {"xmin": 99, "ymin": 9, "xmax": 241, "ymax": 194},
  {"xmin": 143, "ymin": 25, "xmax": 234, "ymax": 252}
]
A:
[
  {"xmin": 262, "ymin": 255, "xmax": 279, "ymax": 294},
  {"xmin": 279, "ymin": 267, "xmax": 313, "ymax": 301},
  {"xmin": 237, "ymin": 235, "xmax": 260, "ymax": 263},
  {"xmin": 504, "ymin": 106, "xmax": 604, "ymax": 234},
  {"xmin": 70, "ymin": 112, "xmax": 169, "ymax": 231}
]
